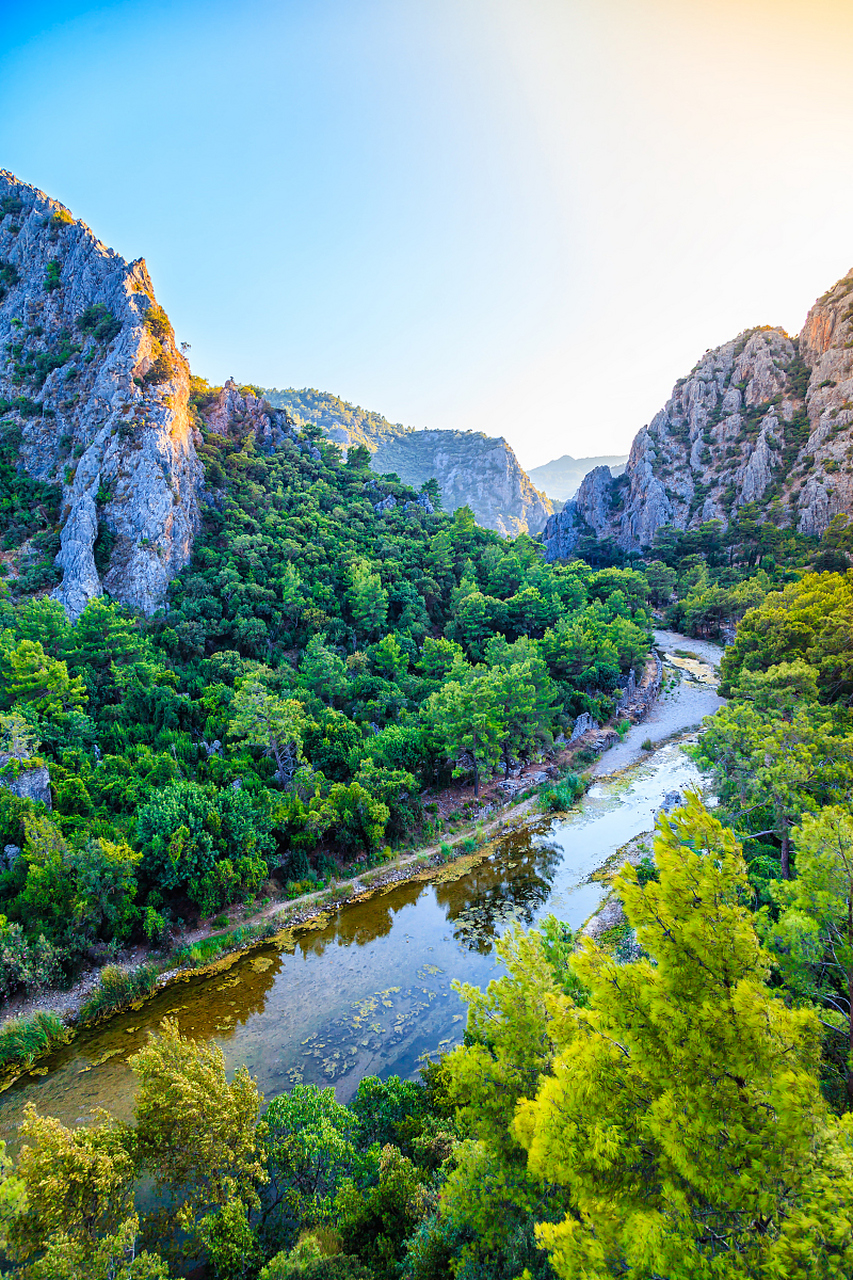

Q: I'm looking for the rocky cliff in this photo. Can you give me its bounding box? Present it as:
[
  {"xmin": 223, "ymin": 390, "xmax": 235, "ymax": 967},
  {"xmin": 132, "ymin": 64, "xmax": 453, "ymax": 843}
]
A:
[
  {"xmin": 528, "ymin": 452, "xmax": 627, "ymax": 501},
  {"xmin": 544, "ymin": 270, "xmax": 853, "ymax": 558},
  {"xmin": 264, "ymin": 387, "xmax": 553, "ymax": 536},
  {"xmin": 0, "ymin": 172, "xmax": 201, "ymax": 617}
]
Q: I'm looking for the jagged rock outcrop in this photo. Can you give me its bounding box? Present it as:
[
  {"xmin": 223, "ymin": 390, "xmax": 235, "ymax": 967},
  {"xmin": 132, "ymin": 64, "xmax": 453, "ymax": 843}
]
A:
[
  {"xmin": 0, "ymin": 172, "xmax": 201, "ymax": 617},
  {"xmin": 528, "ymin": 453, "xmax": 628, "ymax": 501},
  {"xmin": 263, "ymin": 387, "xmax": 553, "ymax": 536},
  {"xmin": 202, "ymin": 378, "xmax": 296, "ymax": 453},
  {"xmin": 556, "ymin": 269, "xmax": 853, "ymax": 555},
  {"xmin": 0, "ymin": 754, "xmax": 51, "ymax": 808}
]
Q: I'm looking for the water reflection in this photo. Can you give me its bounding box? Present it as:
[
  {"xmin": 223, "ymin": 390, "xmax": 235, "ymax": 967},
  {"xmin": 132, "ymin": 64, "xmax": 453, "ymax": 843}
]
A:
[
  {"xmin": 0, "ymin": 738, "xmax": 709, "ymax": 1145},
  {"xmin": 437, "ymin": 824, "xmax": 563, "ymax": 952}
]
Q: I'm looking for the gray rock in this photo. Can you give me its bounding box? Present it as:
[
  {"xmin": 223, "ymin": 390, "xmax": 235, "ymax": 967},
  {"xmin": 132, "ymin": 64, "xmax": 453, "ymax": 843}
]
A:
[
  {"xmin": 569, "ymin": 711, "xmax": 598, "ymax": 743},
  {"xmin": 0, "ymin": 753, "xmax": 51, "ymax": 807},
  {"xmin": 563, "ymin": 272, "xmax": 853, "ymax": 549},
  {"xmin": 2, "ymin": 845, "xmax": 21, "ymax": 869},
  {"xmin": 0, "ymin": 170, "xmax": 203, "ymax": 618}
]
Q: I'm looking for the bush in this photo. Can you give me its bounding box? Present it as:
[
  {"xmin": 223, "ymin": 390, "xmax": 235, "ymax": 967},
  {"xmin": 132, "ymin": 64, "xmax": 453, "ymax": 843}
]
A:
[
  {"xmin": 540, "ymin": 774, "xmax": 585, "ymax": 813},
  {"xmin": 78, "ymin": 962, "xmax": 159, "ymax": 1025},
  {"xmin": 0, "ymin": 1011, "xmax": 68, "ymax": 1073}
]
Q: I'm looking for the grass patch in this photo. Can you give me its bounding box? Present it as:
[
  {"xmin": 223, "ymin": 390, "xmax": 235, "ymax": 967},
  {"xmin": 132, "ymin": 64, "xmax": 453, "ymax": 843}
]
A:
[
  {"xmin": 78, "ymin": 963, "xmax": 159, "ymax": 1026},
  {"xmin": 641, "ymin": 737, "xmax": 653, "ymax": 752},
  {"xmin": 0, "ymin": 1012, "xmax": 69, "ymax": 1073},
  {"xmin": 171, "ymin": 921, "xmax": 278, "ymax": 970},
  {"xmin": 540, "ymin": 774, "xmax": 585, "ymax": 813}
]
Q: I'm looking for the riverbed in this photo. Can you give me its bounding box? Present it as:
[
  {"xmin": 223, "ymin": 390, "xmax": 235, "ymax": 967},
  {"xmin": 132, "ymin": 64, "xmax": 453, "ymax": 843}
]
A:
[{"xmin": 0, "ymin": 634, "xmax": 723, "ymax": 1145}]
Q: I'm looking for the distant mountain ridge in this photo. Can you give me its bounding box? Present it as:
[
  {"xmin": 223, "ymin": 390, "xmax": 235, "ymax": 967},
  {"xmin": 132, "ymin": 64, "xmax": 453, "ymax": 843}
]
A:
[
  {"xmin": 528, "ymin": 452, "xmax": 628, "ymax": 501},
  {"xmin": 263, "ymin": 387, "xmax": 554, "ymax": 537}
]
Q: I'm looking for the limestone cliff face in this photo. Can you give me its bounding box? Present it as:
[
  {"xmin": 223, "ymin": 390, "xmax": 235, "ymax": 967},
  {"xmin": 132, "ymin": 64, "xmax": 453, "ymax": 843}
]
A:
[
  {"xmin": 370, "ymin": 429, "xmax": 553, "ymax": 537},
  {"xmin": 0, "ymin": 172, "xmax": 201, "ymax": 617},
  {"xmin": 554, "ymin": 269, "xmax": 853, "ymax": 556},
  {"xmin": 263, "ymin": 387, "xmax": 553, "ymax": 537}
]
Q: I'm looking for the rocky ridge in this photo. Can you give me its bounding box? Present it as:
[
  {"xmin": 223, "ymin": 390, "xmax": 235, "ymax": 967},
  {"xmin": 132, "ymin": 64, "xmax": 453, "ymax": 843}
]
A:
[
  {"xmin": 0, "ymin": 171, "xmax": 201, "ymax": 617},
  {"xmin": 265, "ymin": 387, "xmax": 553, "ymax": 536},
  {"xmin": 544, "ymin": 270, "xmax": 853, "ymax": 558},
  {"xmin": 527, "ymin": 452, "xmax": 628, "ymax": 501}
]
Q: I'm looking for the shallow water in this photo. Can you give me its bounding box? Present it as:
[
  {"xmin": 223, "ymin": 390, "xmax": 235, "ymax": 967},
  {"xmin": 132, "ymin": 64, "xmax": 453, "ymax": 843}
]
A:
[{"xmin": 0, "ymin": 740, "xmax": 707, "ymax": 1146}]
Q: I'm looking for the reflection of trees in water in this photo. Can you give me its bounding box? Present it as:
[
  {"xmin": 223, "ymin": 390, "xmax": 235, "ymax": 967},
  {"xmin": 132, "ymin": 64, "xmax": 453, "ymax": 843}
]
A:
[
  {"xmin": 296, "ymin": 879, "xmax": 427, "ymax": 958},
  {"xmin": 176, "ymin": 947, "xmax": 284, "ymax": 1042},
  {"xmin": 434, "ymin": 827, "xmax": 563, "ymax": 954}
]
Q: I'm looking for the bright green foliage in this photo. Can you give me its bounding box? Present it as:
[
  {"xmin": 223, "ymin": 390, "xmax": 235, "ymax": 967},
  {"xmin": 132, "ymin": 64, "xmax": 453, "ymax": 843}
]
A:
[
  {"xmin": 229, "ymin": 677, "xmax": 306, "ymax": 786},
  {"xmin": 309, "ymin": 781, "xmax": 390, "ymax": 852},
  {"xmin": 764, "ymin": 806, "xmax": 853, "ymax": 1105},
  {"xmin": 0, "ymin": 1139, "xmax": 26, "ymax": 1250},
  {"xmin": 513, "ymin": 796, "xmax": 853, "ymax": 1279},
  {"xmin": 7, "ymin": 1103, "xmax": 139, "ymax": 1274},
  {"xmin": 695, "ymin": 668, "xmax": 853, "ymax": 877},
  {"xmin": 438, "ymin": 926, "xmax": 571, "ymax": 1257},
  {"xmin": 0, "ymin": 636, "xmax": 87, "ymax": 715},
  {"xmin": 264, "ymin": 1084, "xmax": 363, "ymax": 1233},
  {"xmin": 347, "ymin": 558, "xmax": 389, "ymax": 640},
  {"xmin": 130, "ymin": 1019, "xmax": 266, "ymax": 1253},
  {"xmin": 0, "ymin": 709, "xmax": 40, "ymax": 758},
  {"xmin": 720, "ymin": 570, "xmax": 853, "ymax": 702}
]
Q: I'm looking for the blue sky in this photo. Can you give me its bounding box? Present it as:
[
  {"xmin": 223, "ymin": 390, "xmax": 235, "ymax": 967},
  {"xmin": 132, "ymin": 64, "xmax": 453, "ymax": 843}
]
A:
[{"xmin": 2, "ymin": 0, "xmax": 853, "ymax": 467}]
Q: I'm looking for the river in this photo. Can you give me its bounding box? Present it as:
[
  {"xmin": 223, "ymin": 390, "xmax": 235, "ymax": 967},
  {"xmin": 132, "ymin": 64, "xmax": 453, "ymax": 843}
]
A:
[{"xmin": 0, "ymin": 632, "xmax": 723, "ymax": 1144}]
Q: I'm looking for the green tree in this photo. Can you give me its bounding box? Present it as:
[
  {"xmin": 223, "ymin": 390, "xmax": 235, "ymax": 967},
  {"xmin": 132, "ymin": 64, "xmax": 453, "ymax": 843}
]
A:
[
  {"xmin": 130, "ymin": 1019, "xmax": 266, "ymax": 1255},
  {"xmin": 764, "ymin": 806, "xmax": 853, "ymax": 1106},
  {"xmin": 348, "ymin": 560, "xmax": 388, "ymax": 640},
  {"xmin": 7, "ymin": 1103, "xmax": 166, "ymax": 1279},
  {"xmin": 263, "ymin": 1083, "xmax": 362, "ymax": 1236},
  {"xmin": 229, "ymin": 677, "xmax": 307, "ymax": 786},
  {"xmin": 513, "ymin": 796, "xmax": 853, "ymax": 1279},
  {"xmin": 0, "ymin": 638, "xmax": 87, "ymax": 716}
]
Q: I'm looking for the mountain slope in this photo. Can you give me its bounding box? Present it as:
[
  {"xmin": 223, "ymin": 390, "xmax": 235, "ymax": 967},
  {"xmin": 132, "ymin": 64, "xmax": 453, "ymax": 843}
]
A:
[
  {"xmin": 0, "ymin": 171, "xmax": 200, "ymax": 617},
  {"xmin": 544, "ymin": 270, "xmax": 853, "ymax": 558},
  {"xmin": 263, "ymin": 387, "xmax": 553, "ymax": 536}
]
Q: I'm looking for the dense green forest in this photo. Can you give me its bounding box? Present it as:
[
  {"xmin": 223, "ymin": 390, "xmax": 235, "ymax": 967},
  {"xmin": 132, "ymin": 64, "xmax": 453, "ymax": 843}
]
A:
[
  {"xmin": 2, "ymin": 375, "xmax": 853, "ymax": 1277},
  {"xmin": 3, "ymin": 570, "xmax": 853, "ymax": 1278},
  {"xmin": 0, "ymin": 384, "xmax": 651, "ymax": 996}
]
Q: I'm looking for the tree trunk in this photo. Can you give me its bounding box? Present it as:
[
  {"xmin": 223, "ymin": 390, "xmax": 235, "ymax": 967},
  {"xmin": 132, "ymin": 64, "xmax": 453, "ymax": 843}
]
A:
[
  {"xmin": 780, "ymin": 825, "xmax": 791, "ymax": 880},
  {"xmin": 472, "ymin": 750, "xmax": 480, "ymax": 797}
]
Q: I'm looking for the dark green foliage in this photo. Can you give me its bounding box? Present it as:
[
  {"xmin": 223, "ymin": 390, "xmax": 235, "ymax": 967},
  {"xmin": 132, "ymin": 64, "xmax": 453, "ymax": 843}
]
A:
[
  {"xmin": 0, "ymin": 1010, "xmax": 67, "ymax": 1073},
  {"xmin": 43, "ymin": 260, "xmax": 61, "ymax": 292},
  {"xmin": 77, "ymin": 303, "xmax": 122, "ymax": 344},
  {"xmin": 0, "ymin": 258, "xmax": 20, "ymax": 301},
  {"xmin": 0, "ymin": 420, "xmax": 61, "ymax": 552},
  {"xmin": 77, "ymin": 962, "xmax": 159, "ymax": 1025}
]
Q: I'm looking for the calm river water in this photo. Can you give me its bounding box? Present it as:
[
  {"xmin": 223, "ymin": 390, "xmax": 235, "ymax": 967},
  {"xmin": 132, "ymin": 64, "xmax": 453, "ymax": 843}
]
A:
[{"xmin": 0, "ymin": 634, "xmax": 722, "ymax": 1144}]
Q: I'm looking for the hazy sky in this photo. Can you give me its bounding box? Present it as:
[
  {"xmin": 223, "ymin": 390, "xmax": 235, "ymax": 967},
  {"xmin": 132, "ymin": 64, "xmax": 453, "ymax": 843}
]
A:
[{"xmin": 2, "ymin": 0, "xmax": 852, "ymax": 467}]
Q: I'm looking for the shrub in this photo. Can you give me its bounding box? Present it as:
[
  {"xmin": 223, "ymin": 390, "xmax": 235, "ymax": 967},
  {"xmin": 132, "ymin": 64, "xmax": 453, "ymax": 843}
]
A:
[
  {"xmin": 78, "ymin": 962, "xmax": 159, "ymax": 1025},
  {"xmin": 0, "ymin": 1011, "xmax": 68, "ymax": 1072},
  {"xmin": 641, "ymin": 737, "xmax": 653, "ymax": 752},
  {"xmin": 540, "ymin": 774, "xmax": 585, "ymax": 813},
  {"xmin": 44, "ymin": 261, "xmax": 61, "ymax": 292}
]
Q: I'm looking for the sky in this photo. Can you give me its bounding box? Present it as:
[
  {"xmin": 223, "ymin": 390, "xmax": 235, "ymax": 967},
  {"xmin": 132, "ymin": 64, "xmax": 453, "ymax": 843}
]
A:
[{"xmin": 1, "ymin": 0, "xmax": 853, "ymax": 469}]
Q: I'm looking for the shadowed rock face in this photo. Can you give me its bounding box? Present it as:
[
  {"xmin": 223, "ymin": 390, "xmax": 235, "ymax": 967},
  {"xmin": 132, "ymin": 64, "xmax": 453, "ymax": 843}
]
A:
[
  {"xmin": 554, "ymin": 269, "xmax": 853, "ymax": 556},
  {"xmin": 0, "ymin": 171, "xmax": 202, "ymax": 617},
  {"xmin": 370, "ymin": 429, "xmax": 553, "ymax": 537},
  {"xmin": 262, "ymin": 388, "xmax": 553, "ymax": 537}
]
